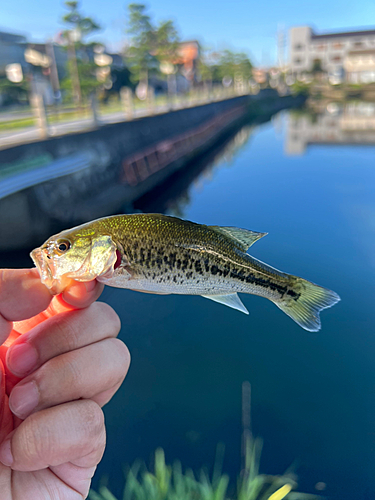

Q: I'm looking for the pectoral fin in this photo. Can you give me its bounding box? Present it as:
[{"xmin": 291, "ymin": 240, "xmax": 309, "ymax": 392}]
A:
[
  {"xmin": 210, "ymin": 226, "xmax": 267, "ymax": 251},
  {"xmin": 201, "ymin": 293, "xmax": 249, "ymax": 314}
]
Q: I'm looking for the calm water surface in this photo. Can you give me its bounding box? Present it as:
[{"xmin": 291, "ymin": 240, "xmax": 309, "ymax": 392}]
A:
[
  {"xmin": 4, "ymin": 107, "xmax": 375, "ymax": 499},
  {"xmin": 96, "ymin": 109, "xmax": 375, "ymax": 500}
]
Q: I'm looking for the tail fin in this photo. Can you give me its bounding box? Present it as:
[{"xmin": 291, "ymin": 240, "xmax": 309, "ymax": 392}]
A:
[{"xmin": 274, "ymin": 278, "xmax": 340, "ymax": 332}]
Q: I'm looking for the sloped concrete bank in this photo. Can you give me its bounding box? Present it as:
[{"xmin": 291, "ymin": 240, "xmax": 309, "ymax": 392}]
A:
[{"xmin": 0, "ymin": 91, "xmax": 305, "ymax": 251}]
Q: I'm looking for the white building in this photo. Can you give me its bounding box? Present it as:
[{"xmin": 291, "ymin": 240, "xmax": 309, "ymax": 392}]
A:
[
  {"xmin": 289, "ymin": 26, "xmax": 375, "ymax": 82},
  {"xmin": 286, "ymin": 101, "xmax": 375, "ymax": 155}
]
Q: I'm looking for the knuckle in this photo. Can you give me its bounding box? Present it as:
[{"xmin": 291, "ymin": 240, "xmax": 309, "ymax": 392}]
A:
[
  {"xmin": 92, "ymin": 302, "xmax": 121, "ymax": 336},
  {"xmin": 49, "ymin": 310, "xmax": 83, "ymax": 351},
  {"xmin": 14, "ymin": 414, "xmax": 50, "ymax": 462},
  {"xmin": 110, "ymin": 338, "xmax": 131, "ymax": 371},
  {"xmin": 35, "ymin": 352, "xmax": 82, "ymax": 399},
  {"xmin": 80, "ymin": 400, "xmax": 105, "ymax": 440}
]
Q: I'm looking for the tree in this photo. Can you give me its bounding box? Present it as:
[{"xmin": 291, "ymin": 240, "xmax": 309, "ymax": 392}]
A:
[
  {"xmin": 212, "ymin": 50, "xmax": 252, "ymax": 84},
  {"xmin": 155, "ymin": 20, "xmax": 180, "ymax": 95},
  {"xmin": 126, "ymin": 3, "xmax": 157, "ymax": 90},
  {"xmin": 62, "ymin": 1, "xmax": 100, "ymax": 45},
  {"xmin": 61, "ymin": 1, "xmax": 101, "ymax": 104},
  {"xmin": 0, "ymin": 77, "xmax": 29, "ymax": 106},
  {"xmin": 155, "ymin": 20, "xmax": 179, "ymax": 66}
]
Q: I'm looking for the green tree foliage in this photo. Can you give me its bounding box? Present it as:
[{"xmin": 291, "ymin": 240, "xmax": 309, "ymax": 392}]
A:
[
  {"xmin": 0, "ymin": 78, "xmax": 29, "ymax": 106},
  {"xmin": 62, "ymin": 1, "xmax": 100, "ymax": 44},
  {"xmin": 212, "ymin": 50, "xmax": 252, "ymax": 83},
  {"xmin": 61, "ymin": 1, "xmax": 102, "ymax": 102},
  {"xmin": 126, "ymin": 4, "xmax": 180, "ymax": 86},
  {"xmin": 155, "ymin": 20, "xmax": 180, "ymax": 67},
  {"xmin": 125, "ymin": 4, "xmax": 252, "ymax": 92},
  {"xmin": 126, "ymin": 3, "xmax": 157, "ymax": 84}
]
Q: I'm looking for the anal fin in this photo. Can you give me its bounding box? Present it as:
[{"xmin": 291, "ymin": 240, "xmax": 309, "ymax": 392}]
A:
[{"xmin": 201, "ymin": 293, "xmax": 249, "ymax": 315}]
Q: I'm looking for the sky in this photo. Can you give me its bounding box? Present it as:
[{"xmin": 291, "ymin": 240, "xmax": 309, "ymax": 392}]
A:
[{"xmin": 1, "ymin": 0, "xmax": 374, "ymax": 65}]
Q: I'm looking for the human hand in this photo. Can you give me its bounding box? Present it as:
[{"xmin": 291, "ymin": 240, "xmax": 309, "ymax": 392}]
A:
[{"xmin": 0, "ymin": 269, "xmax": 130, "ymax": 499}]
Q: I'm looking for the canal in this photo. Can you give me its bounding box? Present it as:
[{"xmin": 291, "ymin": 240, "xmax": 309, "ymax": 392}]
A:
[{"xmin": 3, "ymin": 104, "xmax": 375, "ymax": 499}]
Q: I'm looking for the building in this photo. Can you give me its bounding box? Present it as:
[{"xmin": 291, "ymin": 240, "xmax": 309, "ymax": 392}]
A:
[
  {"xmin": 286, "ymin": 101, "xmax": 375, "ymax": 155},
  {"xmin": 289, "ymin": 26, "xmax": 375, "ymax": 82},
  {"xmin": 0, "ymin": 31, "xmax": 27, "ymax": 77}
]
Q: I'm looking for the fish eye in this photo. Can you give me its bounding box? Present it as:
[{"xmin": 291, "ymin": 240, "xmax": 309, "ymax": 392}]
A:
[{"xmin": 56, "ymin": 239, "xmax": 71, "ymax": 253}]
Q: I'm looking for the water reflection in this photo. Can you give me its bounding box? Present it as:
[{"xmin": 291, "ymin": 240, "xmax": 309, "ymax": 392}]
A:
[
  {"xmin": 135, "ymin": 125, "xmax": 254, "ymax": 217},
  {"xmin": 286, "ymin": 100, "xmax": 375, "ymax": 155}
]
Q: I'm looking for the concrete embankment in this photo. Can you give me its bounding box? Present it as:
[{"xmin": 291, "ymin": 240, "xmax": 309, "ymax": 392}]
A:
[{"xmin": 0, "ymin": 91, "xmax": 305, "ymax": 252}]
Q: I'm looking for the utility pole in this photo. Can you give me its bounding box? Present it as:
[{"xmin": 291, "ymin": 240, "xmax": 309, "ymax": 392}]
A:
[
  {"xmin": 277, "ymin": 24, "xmax": 286, "ymax": 70},
  {"xmin": 46, "ymin": 41, "xmax": 61, "ymax": 101}
]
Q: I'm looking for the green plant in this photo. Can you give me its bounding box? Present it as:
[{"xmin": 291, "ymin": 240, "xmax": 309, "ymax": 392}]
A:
[{"xmin": 89, "ymin": 438, "xmax": 322, "ymax": 500}]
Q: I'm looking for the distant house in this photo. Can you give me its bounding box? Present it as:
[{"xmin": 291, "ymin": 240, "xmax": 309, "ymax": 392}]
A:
[
  {"xmin": 0, "ymin": 31, "xmax": 27, "ymax": 77},
  {"xmin": 289, "ymin": 26, "xmax": 375, "ymax": 83}
]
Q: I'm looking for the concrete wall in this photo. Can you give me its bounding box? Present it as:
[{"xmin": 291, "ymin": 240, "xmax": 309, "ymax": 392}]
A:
[{"xmin": 0, "ymin": 92, "xmax": 305, "ymax": 252}]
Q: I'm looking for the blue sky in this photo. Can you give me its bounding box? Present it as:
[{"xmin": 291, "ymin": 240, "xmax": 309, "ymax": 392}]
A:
[{"xmin": 1, "ymin": 0, "xmax": 374, "ymax": 65}]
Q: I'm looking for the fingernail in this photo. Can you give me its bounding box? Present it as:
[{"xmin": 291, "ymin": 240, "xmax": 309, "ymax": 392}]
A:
[
  {"xmin": 9, "ymin": 381, "xmax": 39, "ymax": 419},
  {"xmin": 7, "ymin": 343, "xmax": 38, "ymax": 376},
  {"xmin": 0, "ymin": 438, "xmax": 13, "ymax": 466}
]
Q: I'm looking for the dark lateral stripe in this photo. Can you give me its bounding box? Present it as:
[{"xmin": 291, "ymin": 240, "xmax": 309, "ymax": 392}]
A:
[{"xmin": 229, "ymin": 268, "xmax": 300, "ymax": 300}]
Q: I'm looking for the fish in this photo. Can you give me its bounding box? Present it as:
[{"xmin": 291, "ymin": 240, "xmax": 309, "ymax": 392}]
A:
[{"xmin": 30, "ymin": 213, "xmax": 340, "ymax": 332}]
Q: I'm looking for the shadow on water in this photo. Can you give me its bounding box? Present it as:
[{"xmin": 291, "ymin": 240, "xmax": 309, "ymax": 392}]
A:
[{"xmin": 134, "ymin": 113, "xmax": 276, "ymax": 216}]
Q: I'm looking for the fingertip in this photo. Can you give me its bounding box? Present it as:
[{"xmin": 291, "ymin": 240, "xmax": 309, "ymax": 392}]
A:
[
  {"xmin": 0, "ymin": 431, "xmax": 15, "ymax": 467},
  {"xmin": 61, "ymin": 280, "xmax": 104, "ymax": 309},
  {"xmin": 0, "ymin": 269, "xmax": 53, "ymax": 322},
  {"xmin": 0, "ymin": 438, "xmax": 13, "ymax": 467},
  {"xmin": 0, "ymin": 315, "xmax": 12, "ymax": 347}
]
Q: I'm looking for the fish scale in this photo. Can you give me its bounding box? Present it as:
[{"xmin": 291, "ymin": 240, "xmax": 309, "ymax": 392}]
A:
[{"xmin": 30, "ymin": 213, "xmax": 340, "ymax": 332}]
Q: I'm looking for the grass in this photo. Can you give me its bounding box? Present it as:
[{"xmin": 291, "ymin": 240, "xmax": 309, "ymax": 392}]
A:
[
  {"xmin": 89, "ymin": 438, "xmax": 322, "ymax": 500},
  {"xmin": 0, "ymin": 116, "xmax": 36, "ymax": 131}
]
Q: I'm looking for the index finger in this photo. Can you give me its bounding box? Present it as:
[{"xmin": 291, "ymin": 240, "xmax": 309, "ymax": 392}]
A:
[
  {"xmin": 13, "ymin": 280, "xmax": 105, "ymax": 334},
  {"xmin": 0, "ymin": 269, "xmax": 52, "ymax": 323},
  {"xmin": 0, "ymin": 269, "xmax": 104, "ymax": 339}
]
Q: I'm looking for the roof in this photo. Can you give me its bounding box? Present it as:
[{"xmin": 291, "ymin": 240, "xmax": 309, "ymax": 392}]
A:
[
  {"xmin": 311, "ymin": 28, "xmax": 375, "ymax": 40},
  {"xmin": 0, "ymin": 31, "xmax": 27, "ymax": 43}
]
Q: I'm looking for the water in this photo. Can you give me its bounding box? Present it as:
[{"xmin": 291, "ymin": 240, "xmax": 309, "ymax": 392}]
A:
[{"xmin": 3, "ymin": 106, "xmax": 375, "ymax": 499}]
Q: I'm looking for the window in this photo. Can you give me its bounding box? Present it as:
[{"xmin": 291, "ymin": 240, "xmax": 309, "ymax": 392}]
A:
[
  {"xmin": 332, "ymin": 42, "xmax": 343, "ymax": 49},
  {"xmin": 331, "ymin": 56, "xmax": 341, "ymax": 62},
  {"xmin": 294, "ymin": 43, "xmax": 304, "ymax": 50},
  {"xmin": 317, "ymin": 44, "xmax": 326, "ymax": 51},
  {"xmin": 353, "ymin": 41, "xmax": 363, "ymax": 48},
  {"xmin": 294, "ymin": 57, "xmax": 302, "ymax": 64}
]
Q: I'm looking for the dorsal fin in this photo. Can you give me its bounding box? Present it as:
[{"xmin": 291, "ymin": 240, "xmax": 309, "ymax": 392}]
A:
[{"xmin": 209, "ymin": 226, "xmax": 267, "ymax": 251}]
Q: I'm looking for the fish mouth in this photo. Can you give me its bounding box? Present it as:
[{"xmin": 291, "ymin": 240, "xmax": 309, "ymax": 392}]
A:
[
  {"xmin": 30, "ymin": 247, "xmax": 54, "ymax": 288},
  {"xmin": 30, "ymin": 247, "xmax": 72, "ymax": 294}
]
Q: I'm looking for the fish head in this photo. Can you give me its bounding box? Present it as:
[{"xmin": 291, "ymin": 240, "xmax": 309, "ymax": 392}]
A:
[{"xmin": 30, "ymin": 225, "xmax": 117, "ymax": 294}]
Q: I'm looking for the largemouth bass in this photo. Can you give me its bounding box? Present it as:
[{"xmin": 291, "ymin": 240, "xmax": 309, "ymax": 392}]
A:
[{"xmin": 30, "ymin": 214, "xmax": 340, "ymax": 332}]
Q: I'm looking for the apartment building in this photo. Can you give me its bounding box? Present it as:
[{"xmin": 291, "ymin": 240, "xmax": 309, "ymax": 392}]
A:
[
  {"xmin": 286, "ymin": 102, "xmax": 375, "ymax": 155},
  {"xmin": 289, "ymin": 26, "xmax": 375, "ymax": 82}
]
